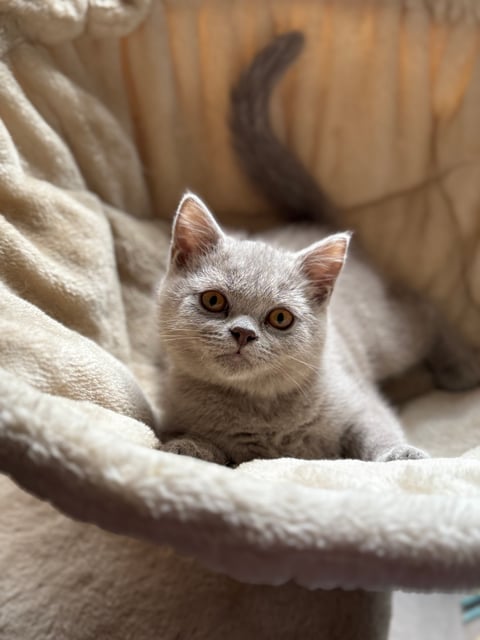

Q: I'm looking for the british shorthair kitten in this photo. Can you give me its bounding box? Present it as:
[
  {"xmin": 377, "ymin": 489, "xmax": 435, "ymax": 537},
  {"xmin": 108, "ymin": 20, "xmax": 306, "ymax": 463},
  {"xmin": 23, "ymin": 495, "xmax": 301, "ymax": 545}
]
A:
[{"xmin": 155, "ymin": 33, "xmax": 479, "ymax": 465}]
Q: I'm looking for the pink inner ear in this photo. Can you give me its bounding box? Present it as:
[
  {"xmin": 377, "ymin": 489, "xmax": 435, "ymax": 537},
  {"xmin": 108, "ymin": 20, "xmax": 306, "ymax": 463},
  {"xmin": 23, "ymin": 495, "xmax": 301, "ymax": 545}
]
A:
[
  {"xmin": 299, "ymin": 233, "xmax": 351, "ymax": 301},
  {"xmin": 171, "ymin": 194, "xmax": 223, "ymax": 267}
]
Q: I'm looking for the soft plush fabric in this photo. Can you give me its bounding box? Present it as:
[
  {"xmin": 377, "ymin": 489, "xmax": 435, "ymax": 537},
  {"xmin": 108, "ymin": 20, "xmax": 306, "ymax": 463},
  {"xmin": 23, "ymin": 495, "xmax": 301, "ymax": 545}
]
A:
[
  {"xmin": 0, "ymin": 474, "xmax": 394, "ymax": 640},
  {"xmin": 1, "ymin": 0, "xmax": 480, "ymax": 638}
]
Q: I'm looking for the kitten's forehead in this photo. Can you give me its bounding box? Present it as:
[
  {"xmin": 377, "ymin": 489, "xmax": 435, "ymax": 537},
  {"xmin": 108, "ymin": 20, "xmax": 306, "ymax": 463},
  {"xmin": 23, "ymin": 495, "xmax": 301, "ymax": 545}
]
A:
[{"xmin": 204, "ymin": 237, "xmax": 300, "ymax": 299}]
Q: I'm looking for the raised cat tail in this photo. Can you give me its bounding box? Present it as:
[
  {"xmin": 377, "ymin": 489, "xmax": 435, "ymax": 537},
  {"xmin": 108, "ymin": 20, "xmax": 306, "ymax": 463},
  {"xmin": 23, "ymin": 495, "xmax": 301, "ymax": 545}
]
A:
[{"xmin": 230, "ymin": 31, "xmax": 335, "ymax": 225}]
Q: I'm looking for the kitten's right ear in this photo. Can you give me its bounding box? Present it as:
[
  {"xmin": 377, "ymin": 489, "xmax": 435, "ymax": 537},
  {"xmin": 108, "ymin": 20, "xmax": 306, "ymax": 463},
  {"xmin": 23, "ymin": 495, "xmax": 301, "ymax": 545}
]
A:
[
  {"xmin": 170, "ymin": 193, "xmax": 224, "ymax": 268},
  {"xmin": 297, "ymin": 232, "xmax": 351, "ymax": 303}
]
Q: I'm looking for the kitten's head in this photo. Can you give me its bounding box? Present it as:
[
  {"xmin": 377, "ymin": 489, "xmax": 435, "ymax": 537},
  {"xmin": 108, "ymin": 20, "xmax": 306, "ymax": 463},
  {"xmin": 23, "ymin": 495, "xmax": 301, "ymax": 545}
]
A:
[{"xmin": 157, "ymin": 193, "xmax": 350, "ymax": 397}]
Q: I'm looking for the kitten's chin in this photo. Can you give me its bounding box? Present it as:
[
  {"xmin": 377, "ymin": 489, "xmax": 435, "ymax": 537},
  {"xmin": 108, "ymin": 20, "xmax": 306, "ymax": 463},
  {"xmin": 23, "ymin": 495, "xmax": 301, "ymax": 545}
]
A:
[
  {"xmin": 204, "ymin": 354, "xmax": 313, "ymax": 397},
  {"xmin": 214, "ymin": 352, "xmax": 259, "ymax": 378}
]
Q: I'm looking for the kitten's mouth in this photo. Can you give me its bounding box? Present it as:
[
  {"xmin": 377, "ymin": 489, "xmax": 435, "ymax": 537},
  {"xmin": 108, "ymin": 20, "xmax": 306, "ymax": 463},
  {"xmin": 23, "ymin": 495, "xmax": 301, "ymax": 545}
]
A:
[
  {"xmin": 216, "ymin": 351, "xmax": 253, "ymax": 367},
  {"xmin": 219, "ymin": 350, "xmax": 248, "ymax": 360},
  {"xmin": 215, "ymin": 355, "xmax": 255, "ymax": 382}
]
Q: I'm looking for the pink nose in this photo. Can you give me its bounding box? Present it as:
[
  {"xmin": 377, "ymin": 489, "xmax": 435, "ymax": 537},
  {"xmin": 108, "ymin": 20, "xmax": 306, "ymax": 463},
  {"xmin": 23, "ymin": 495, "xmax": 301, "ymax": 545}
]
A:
[{"xmin": 230, "ymin": 326, "xmax": 258, "ymax": 348}]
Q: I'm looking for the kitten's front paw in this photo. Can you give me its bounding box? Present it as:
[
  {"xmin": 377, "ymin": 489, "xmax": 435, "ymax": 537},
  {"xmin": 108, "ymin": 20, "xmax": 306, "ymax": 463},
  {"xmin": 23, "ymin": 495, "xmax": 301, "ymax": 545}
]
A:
[
  {"xmin": 376, "ymin": 444, "xmax": 429, "ymax": 462},
  {"xmin": 161, "ymin": 436, "xmax": 229, "ymax": 465}
]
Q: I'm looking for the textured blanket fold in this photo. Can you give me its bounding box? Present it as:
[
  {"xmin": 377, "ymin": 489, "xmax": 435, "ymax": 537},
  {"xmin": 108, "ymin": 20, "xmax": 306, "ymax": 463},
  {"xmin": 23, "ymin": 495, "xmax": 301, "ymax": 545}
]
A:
[{"xmin": 1, "ymin": 0, "xmax": 480, "ymax": 619}]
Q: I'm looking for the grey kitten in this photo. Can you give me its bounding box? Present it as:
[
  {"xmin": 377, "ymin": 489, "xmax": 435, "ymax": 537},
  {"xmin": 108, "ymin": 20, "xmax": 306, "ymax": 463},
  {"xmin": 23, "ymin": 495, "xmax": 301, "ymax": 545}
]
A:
[{"xmin": 155, "ymin": 33, "xmax": 479, "ymax": 465}]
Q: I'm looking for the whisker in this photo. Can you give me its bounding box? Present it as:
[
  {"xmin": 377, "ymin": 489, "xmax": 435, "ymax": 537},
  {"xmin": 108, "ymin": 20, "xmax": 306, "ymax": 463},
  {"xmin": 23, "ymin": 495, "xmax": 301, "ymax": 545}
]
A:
[
  {"xmin": 269, "ymin": 361, "xmax": 309, "ymax": 399},
  {"xmin": 158, "ymin": 337, "xmax": 196, "ymax": 342},
  {"xmin": 159, "ymin": 327, "xmax": 199, "ymax": 333},
  {"xmin": 283, "ymin": 354, "xmax": 318, "ymax": 372}
]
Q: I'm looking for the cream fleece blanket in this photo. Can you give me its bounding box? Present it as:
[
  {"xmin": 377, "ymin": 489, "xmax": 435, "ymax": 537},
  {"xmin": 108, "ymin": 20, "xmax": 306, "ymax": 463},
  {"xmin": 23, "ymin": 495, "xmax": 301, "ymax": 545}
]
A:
[{"xmin": 1, "ymin": 1, "xmax": 480, "ymax": 637}]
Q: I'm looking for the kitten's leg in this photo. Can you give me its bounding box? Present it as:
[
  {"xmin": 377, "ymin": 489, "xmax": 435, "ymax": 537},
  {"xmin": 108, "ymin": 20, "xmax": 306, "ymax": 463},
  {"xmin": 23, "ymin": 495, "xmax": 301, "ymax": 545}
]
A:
[
  {"xmin": 161, "ymin": 434, "xmax": 230, "ymax": 465},
  {"xmin": 427, "ymin": 325, "xmax": 480, "ymax": 391},
  {"xmin": 341, "ymin": 388, "xmax": 428, "ymax": 462}
]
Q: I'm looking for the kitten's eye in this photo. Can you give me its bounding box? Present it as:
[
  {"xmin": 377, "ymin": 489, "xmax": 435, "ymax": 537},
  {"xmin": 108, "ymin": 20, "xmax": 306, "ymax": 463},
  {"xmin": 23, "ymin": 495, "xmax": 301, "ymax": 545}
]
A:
[
  {"xmin": 200, "ymin": 290, "xmax": 228, "ymax": 313},
  {"xmin": 267, "ymin": 308, "xmax": 294, "ymax": 330}
]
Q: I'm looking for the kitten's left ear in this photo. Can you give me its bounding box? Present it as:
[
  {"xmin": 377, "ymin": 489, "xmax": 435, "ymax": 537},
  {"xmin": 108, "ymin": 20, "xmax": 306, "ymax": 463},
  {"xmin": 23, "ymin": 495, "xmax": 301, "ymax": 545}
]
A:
[
  {"xmin": 170, "ymin": 192, "xmax": 224, "ymax": 268},
  {"xmin": 297, "ymin": 232, "xmax": 352, "ymax": 302}
]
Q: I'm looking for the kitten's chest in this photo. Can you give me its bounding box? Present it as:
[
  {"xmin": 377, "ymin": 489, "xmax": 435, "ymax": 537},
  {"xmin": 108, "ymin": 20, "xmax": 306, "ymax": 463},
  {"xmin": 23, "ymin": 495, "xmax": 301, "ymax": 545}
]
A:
[{"xmin": 162, "ymin": 383, "xmax": 341, "ymax": 463}]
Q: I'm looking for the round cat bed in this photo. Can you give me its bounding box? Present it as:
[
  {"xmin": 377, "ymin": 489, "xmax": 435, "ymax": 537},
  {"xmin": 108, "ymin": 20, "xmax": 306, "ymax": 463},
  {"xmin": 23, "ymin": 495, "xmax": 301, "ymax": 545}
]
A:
[{"xmin": 1, "ymin": 1, "xmax": 480, "ymax": 638}]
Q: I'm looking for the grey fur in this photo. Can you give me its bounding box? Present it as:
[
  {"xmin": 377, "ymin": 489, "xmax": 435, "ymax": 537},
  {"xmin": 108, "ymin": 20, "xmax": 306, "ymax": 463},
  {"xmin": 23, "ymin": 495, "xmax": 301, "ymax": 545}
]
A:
[
  {"xmin": 156, "ymin": 194, "xmax": 432, "ymax": 464},
  {"xmin": 155, "ymin": 33, "xmax": 479, "ymax": 465},
  {"xmin": 230, "ymin": 32, "xmax": 335, "ymax": 224}
]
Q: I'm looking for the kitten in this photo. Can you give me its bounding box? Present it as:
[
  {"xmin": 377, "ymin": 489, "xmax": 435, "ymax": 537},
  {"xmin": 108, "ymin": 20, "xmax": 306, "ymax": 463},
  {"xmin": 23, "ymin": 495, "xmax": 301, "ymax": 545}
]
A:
[{"xmin": 155, "ymin": 33, "xmax": 479, "ymax": 465}]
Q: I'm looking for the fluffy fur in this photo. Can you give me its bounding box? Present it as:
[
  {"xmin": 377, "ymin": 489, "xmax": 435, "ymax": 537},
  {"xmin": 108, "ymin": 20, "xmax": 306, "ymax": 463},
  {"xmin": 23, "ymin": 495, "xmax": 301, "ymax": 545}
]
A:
[
  {"xmin": 155, "ymin": 32, "xmax": 479, "ymax": 465},
  {"xmin": 156, "ymin": 194, "xmax": 430, "ymax": 464}
]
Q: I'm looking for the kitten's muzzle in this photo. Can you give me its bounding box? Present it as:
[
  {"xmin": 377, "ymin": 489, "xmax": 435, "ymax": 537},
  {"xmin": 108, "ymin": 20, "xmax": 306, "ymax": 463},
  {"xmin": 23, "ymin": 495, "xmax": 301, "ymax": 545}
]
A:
[{"xmin": 230, "ymin": 326, "xmax": 258, "ymax": 349}]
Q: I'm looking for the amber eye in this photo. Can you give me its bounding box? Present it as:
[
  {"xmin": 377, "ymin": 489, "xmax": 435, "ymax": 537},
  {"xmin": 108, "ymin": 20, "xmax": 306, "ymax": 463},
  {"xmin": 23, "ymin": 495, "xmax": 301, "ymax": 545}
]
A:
[
  {"xmin": 200, "ymin": 290, "xmax": 228, "ymax": 313},
  {"xmin": 267, "ymin": 308, "xmax": 294, "ymax": 330}
]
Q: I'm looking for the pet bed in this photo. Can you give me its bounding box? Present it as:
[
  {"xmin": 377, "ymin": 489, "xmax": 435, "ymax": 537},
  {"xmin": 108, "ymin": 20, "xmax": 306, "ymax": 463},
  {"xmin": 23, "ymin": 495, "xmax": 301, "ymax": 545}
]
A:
[{"xmin": 1, "ymin": 1, "xmax": 480, "ymax": 638}]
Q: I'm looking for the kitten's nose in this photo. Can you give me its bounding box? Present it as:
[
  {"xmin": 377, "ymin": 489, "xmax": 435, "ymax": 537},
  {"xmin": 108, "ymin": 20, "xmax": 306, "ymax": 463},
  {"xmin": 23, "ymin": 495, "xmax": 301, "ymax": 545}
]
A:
[{"xmin": 230, "ymin": 326, "xmax": 258, "ymax": 348}]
